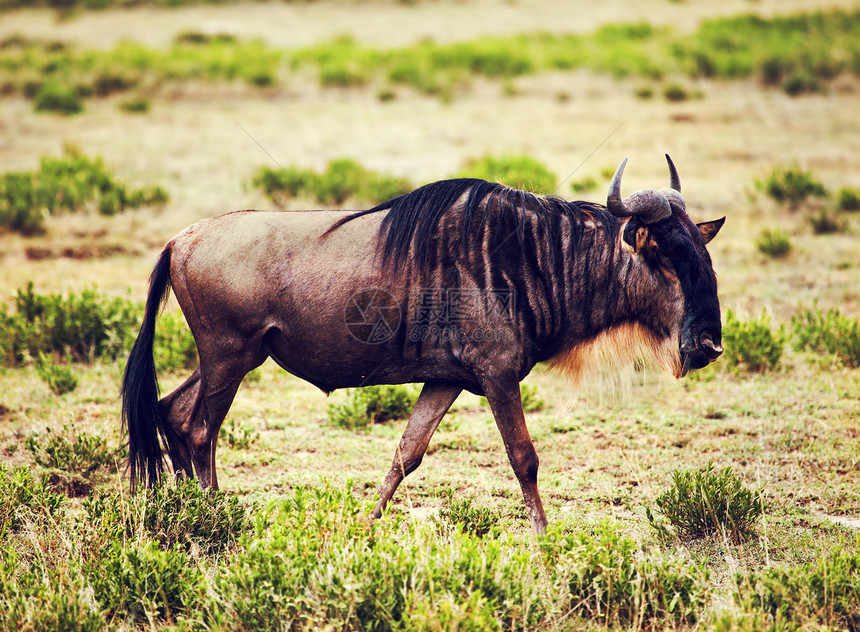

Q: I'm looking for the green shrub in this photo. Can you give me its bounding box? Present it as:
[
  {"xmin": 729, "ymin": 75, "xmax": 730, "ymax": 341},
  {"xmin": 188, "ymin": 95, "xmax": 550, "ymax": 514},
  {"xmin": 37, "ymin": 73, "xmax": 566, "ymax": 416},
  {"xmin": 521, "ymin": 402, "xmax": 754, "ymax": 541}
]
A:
[
  {"xmin": 215, "ymin": 484, "xmax": 545, "ymax": 631},
  {"xmin": 722, "ymin": 309, "xmax": 787, "ymax": 372},
  {"xmin": 0, "ymin": 172, "xmax": 46, "ymax": 234},
  {"xmin": 174, "ymin": 30, "xmax": 237, "ymax": 46},
  {"xmin": 153, "ymin": 309, "xmax": 198, "ymax": 372},
  {"xmin": 24, "ymin": 423, "xmax": 115, "ymax": 475},
  {"xmin": 570, "ymin": 175, "xmax": 598, "ymax": 194},
  {"xmin": 738, "ymin": 550, "xmax": 860, "ymax": 630},
  {"xmin": 541, "ymin": 522, "xmax": 709, "ymax": 627},
  {"xmin": 755, "ymin": 228, "xmax": 792, "ymax": 258},
  {"xmin": 0, "ymin": 284, "xmax": 195, "ymax": 371},
  {"xmin": 35, "ymin": 352, "xmax": 78, "ymax": 395},
  {"xmin": 222, "ymin": 418, "xmax": 260, "ymax": 450},
  {"xmin": 634, "ymin": 84, "xmax": 655, "ymax": 99},
  {"xmin": 87, "ymin": 539, "xmax": 202, "ymax": 625},
  {"xmin": 664, "ymin": 83, "xmax": 690, "ymax": 101},
  {"xmin": 0, "ymin": 148, "xmax": 169, "ymax": 233},
  {"xmin": 755, "ymin": 165, "xmax": 827, "ymax": 209},
  {"xmin": 792, "ymin": 306, "xmax": 860, "ymax": 368},
  {"xmin": 82, "ymin": 478, "xmax": 250, "ymax": 555},
  {"xmin": 455, "ymin": 154, "xmax": 557, "ymax": 194},
  {"xmin": 519, "ymin": 383, "xmax": 545, "ymax": 413},
  {"xmin": 782, "ymin": 72, "xmax": 824, "ymax": 96},
  {"xmin": 646, "ymin": 462, "xmax": 763, "ymax": 544},
  {"xmin": 252, "ymin": 158, "xmax": 411, "ymax": 207},
  {"xmin": 0, "ymin": 550, "xmax": 104, "ymax": 632},
  {"xmin": 0, "ymin": 282, "xmax": 140, "ymax": 366},
  {"xmin": 33, "ymin": 81, "xmax": 82, "ymax": 115},
  {"xmin": 837, "ymin": 186, "xmax": 860, "ymax": 211},
  {"xmin": 807, "ymin": 208, "xmax": 847, "ymax": 234},
  {"xmin": 119, "ymin": 96, "xmax": 150, "ymax": 113},
  {"xmin": 0, "ymin": 465, "xmax": 65, "ymax": 535},
  {"xmin": 328, "ymin": 384, "xmax": 416, "ymax": 430},
  {"xmin": 439, "ymin": 493, "xmax": 502, "ymax": 537}
]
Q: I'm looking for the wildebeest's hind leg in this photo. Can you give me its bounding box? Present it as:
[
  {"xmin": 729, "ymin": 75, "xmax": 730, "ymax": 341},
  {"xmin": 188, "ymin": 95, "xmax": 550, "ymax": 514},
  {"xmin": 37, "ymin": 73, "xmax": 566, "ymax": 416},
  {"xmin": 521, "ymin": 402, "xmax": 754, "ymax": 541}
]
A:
[
  {"xmin": 479, "ymin": 372, "xmax": 548, "ymax": 534},
  {"xmin": 372, "ymin": 382, "xmax": 462, "ymax": 519},
  {"xmin": 188, "ymin": 352, "xmax": 265, "ymax": 490},
  {"xmin": 157, "ymin": 368, "xmax": 201, "ymax": 479},
  {"xmin": 158, "ymin": 351, "xmax": 265, "ymax": 490}
]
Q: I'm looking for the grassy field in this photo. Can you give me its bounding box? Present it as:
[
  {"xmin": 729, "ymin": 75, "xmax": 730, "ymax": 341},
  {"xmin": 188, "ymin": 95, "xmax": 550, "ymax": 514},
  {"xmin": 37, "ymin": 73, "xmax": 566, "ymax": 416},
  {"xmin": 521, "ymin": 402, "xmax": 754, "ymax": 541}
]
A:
[{"xmin": 1, "ymin": 0, "xmax": 859, "ymax": 629}]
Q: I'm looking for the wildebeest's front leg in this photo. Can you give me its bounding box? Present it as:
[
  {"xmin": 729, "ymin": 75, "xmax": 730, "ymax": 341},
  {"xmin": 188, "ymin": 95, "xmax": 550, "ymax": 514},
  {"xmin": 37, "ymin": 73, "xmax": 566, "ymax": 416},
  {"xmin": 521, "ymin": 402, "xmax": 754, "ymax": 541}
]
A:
[
  {"xmin": 480, "ymin": 373, "xmax": 548, "ymax": 534},
  {"xmin": 372, "ymin": 382, "xmax": 462, "ymax": 519}
]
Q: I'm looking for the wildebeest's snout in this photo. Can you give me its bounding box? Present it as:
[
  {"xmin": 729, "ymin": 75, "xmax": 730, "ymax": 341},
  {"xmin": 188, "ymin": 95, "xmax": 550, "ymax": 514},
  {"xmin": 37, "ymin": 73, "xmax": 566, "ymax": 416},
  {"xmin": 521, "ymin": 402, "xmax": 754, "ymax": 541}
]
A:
[
  {"xmin": 699, "ymin": 330, "xmax": 723, "ymax": 362},
  {"xmin": 680, "ymin": 321, "xmax": 723, "ymax": 375}
]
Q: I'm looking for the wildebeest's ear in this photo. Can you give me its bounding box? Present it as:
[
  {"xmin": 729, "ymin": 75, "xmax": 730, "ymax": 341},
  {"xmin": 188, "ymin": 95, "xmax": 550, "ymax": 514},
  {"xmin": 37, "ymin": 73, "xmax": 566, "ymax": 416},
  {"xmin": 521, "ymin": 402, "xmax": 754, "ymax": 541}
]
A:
[
  {"xmin": 622, "ymin": 218, "xmax": 649, "ymax": 254},
  {"xmin": 696, "ymin": 217, "xmax": 725, "ymax": 244}
]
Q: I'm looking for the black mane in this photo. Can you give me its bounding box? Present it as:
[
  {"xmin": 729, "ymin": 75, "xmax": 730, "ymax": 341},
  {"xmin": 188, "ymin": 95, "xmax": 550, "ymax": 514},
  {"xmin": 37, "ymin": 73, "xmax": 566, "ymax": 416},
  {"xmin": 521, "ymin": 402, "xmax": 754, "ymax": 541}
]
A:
[{"xmin": 325, "ymin": 178, "xmax": 616, "ymax": 272}]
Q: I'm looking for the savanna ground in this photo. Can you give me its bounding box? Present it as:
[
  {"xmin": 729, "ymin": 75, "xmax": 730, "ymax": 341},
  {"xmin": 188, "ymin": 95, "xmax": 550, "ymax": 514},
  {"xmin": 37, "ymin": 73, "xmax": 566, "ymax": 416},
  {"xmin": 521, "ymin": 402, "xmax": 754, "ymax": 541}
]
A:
[{"xmin": 0, "ymin": 0, "xmax": 859, "ymax": 629}]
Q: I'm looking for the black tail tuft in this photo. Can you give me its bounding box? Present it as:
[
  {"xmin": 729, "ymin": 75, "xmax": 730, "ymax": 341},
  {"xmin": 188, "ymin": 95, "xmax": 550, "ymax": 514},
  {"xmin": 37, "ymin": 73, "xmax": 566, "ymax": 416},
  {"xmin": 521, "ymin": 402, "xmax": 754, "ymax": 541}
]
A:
[{"xmin": 121, "ymin": 248, "xmax": 173, "ymax": 491}]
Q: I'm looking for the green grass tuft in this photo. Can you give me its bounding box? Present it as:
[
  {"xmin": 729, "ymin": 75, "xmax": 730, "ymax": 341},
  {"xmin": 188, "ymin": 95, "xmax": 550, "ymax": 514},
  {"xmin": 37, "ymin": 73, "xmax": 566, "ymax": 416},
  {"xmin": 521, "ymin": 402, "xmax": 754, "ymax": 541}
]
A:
[
  {"xmin": 792, "ymin": 306, "xmax": 860, "ymax": 368},
  {"xmin": 328, "ymin": 385, "xmax": 417, "ymax": 430},
  {"xmin": 755, "ymin": 165, "xmax": 827, "ymax": 209},
  {"xmin": 455, "ymin": 154, "xmax": 557, "ymax": 194},
  {"xmin": 722, "ymin": 309, "xmax": 787, "ymax": 372},
  {"xmin": 755, "ymin": 228, "xmax": 792, "ymax": 258},
  {"xmin": 646, "ymin": 462, "xmax": 763, "ymax": 544},
  {"xmin": 252, "ymin": 158, "xmax": 411, "ymax": 207}
]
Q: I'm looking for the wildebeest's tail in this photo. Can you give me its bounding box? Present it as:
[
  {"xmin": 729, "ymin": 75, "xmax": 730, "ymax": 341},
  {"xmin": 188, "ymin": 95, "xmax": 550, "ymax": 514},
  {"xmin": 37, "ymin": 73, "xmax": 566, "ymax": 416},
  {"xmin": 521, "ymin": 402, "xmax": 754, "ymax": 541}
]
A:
[{"xmin": 122, "ymin": 247, "xmax": 173, "ymax": 491}]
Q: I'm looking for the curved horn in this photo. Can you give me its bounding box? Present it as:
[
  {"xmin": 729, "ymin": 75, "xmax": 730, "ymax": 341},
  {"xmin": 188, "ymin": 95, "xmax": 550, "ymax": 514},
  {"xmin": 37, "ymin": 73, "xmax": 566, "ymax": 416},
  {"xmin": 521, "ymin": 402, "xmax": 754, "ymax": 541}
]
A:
[
  {"xmin": 606, "ymin": 158, "xmax": 633, "ymax": 217},
  {"xmin": 666, "ymin": 154, "xmax": 681, "ymax": 192},
  {"xmin": 606, "ymin": 158, "xmax": 672, "ymax": 223}
]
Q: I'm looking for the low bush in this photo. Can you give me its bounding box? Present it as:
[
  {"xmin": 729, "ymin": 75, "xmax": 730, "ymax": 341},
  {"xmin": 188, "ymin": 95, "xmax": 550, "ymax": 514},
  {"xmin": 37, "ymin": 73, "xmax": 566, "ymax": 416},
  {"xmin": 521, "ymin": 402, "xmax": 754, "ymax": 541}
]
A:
[
  {"xmin": 837, "ymin": 186, "xmax": 860, "ymax": 211},
  {"xmin": 33, "ymin": 81, "xmax": 82, "ymax": 115},
  {"xmin": 737, "ymin": 550, "xmax": 860, "ymax": 630},
  {"xmin": 755, "ymin": 165, "xmax": 827, "ymax": 209},
  {"xmin": 0, "ymin": 282, "xmax": 139, "ymax": 366},
  {"xmin": 35, "ymin": 352, "xmax": 78, "ymax": 395},
  {"xmin": 755, "ymin": 228, "xmax": 792, "ymax": 258},
  {"xmin": 792, "ymin": 306, "xmax": 860, "ymax": 368},
  {"xmin": 152, "ymin": 309, "xmax": 198, "ymax": 373},
  {"xmin": 646, "ymin": 462, "xmax": 763, "ymax": 544},
  {"xmin": 118, "ymin": 96, "xmax": 150, "ymax": 113},
  {"xmin": 222, "ymin": 418, "xmax": 260, "ymax": 450},
  {"xmin": 541, "ymin": 521, "xmax": 709, "ymax": 627},
  {"xmin": 82, "ymin": 478, "xmax": 250, "ymax": 555},
  {"xmin": 0, "ymin": 465, "xmax": 65, "ymax": 535},
  {"xmin": 438, "ymin": 493, "xmax": 502, "ymax": 537},
  {"xmin": 0, "ymin": 284, "xmax": 197, "ymax": 371},
  {"xmin": 328, "ymin": 384, "xmax": 416, "ymax": 430},
  {"xmin": 0, "ymin": 148, "xmax": 169, "ymax": 234},
  {"xmin": 721, "ymin": 309, "xmax": 787, "ymax": 372},
  {"xmin": 455, "ymin": 154, "xmax": 557, "ymax": 194},
  {"xmin": 664, "ymin": 83, "xmax": 691, "ymax": 101},
  {"xmin": 86, "ymin": 539, "xmax": 203, "ymax": 625},
  {"xmin": 213, "ymin": 484, "xmax": 546, "ymax": 631},
  {"xmin": 570, "ymin": 175, "xmax": 599, "ymax": 193},
  {"xmin": 252, "ymin": 158, "xmax": 411, "ymax": 207},
  {"xmin": 807, "ymin": 208, "xmax": 847, "ymax": 234},
  {"xmin": 519, "ymin": 383, "xmax": 545, "ymax": 413},
  {"xmin": 0, "ymin": 172, "xmax": 45, "ymax": 234},
  {"xmin": 24, "ymin": 423, "xmax": 115, "ymax": 476}
]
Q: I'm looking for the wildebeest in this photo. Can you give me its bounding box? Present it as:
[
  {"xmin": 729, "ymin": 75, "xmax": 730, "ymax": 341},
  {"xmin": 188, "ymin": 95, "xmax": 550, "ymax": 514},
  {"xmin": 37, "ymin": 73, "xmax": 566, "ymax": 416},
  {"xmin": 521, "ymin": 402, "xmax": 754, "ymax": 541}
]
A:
[{"xmin": 122, "ymin": 155, "xmax": 724, "ymax": 534}]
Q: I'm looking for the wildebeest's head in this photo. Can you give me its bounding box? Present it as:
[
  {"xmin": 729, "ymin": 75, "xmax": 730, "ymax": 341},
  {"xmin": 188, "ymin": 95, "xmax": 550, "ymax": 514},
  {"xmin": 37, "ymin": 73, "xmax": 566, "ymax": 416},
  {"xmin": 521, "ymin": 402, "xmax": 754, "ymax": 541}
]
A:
[{"xmin": 606, "ymin": 155, "xmax": 724, "ymax": 376}]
